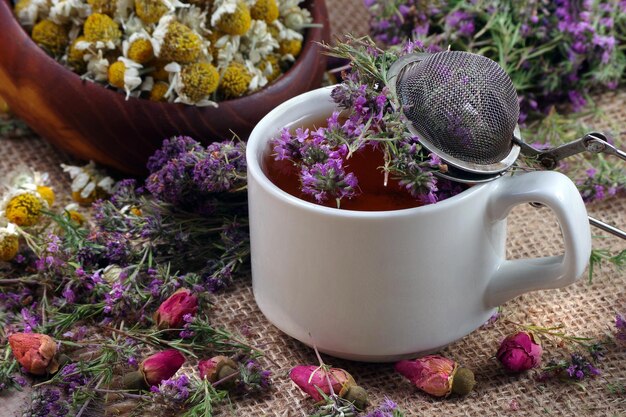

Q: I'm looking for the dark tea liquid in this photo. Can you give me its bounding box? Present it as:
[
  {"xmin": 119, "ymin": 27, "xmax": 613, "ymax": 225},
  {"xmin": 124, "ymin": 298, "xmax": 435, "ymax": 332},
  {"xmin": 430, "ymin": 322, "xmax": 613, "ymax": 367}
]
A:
[{"xmin": 263, "ymin": 141, "xmax": 424, "ymax": 211}]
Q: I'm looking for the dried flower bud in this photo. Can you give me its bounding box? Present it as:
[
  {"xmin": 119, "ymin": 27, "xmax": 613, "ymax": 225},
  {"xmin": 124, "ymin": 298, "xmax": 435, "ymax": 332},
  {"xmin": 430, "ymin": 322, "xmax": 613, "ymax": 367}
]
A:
[
  {"xmin": 395, "ymin": 355, "xmax": 475, "ymax": 397},
  {"xmin": 139, "ymin": 349, "xmax": 185, "ymax": 386},
  {"xmin": 198, "ymin": 355, "xmax": 238, "ymax": 384},
  {"xmin": 497, "ymin": 331, "xmax": 542, "ymax": 373},
  {"xmin": 289, "ymin": 365, "xmax": 368, "ymax": 409},
  {"xmin": 153, "ymin": 288, "xmax": 198, "ymax": 329},
  {"xmin": 8, "ymin": 332, "xmax": 59, "ymax": 375}
]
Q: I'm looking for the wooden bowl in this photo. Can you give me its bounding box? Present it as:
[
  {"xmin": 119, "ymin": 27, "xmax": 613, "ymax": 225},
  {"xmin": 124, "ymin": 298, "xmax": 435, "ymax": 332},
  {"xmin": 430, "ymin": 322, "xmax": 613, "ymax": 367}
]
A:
[{"xmin": 0, "ymin": 0, "xmax": 330, "ymax": 175}]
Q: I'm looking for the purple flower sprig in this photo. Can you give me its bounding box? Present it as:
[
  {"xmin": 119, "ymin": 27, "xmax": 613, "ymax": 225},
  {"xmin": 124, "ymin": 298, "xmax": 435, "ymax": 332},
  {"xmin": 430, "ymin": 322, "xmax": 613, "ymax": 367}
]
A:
[
  {"xmin": 365, "ymin": 0, "xmax": 626, "ymax": 118},
  {"xmin": 615, "ymin": 314, "xmax": 626, "ymax": 344},
  {"xmin": 271, "ymin": 37, "xmax": 462, "ymax": 208}
]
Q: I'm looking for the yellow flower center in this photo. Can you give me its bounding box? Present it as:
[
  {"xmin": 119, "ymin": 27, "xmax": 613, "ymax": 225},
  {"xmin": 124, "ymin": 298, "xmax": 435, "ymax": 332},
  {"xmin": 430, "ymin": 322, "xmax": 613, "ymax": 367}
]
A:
[
  {"xmin": 150, "ymin": 81, "xmax": 170, "ymax": 101},
  {"xmin": 251, "ymin": 0, "xmax": 279, "ymax": 24},
  {"xmin": 36, "ymin": 186, "xmax": 55, "ymax": 207},
  {"xmin": 84, "ymin": 13, "xmax": 122, "ymax": 43},
  {"xmin": 72, "ymin": 191, "xmax": 96, "ymax": 206},
  {"xmin": 67, "ymin": 210, "xmax": 85, "ymax": 225},
  {"xmin": 5, "ymin": 193, "xmax": 44, "ymax": 227},
  {"xmin": 0, "ymin": 234, "xmax": 19, "ymax": 262},
  {"xmin": 135, "ymin": 0, "xmax": 169, "ymax": 25},
  {"xmin": 128, "ymin": 39, "xmax": 154, "ymax": 64},
  {"xmin": 31, "ymin": 20, "xmax": 69, "ymax": 56},
  {"xmin": 67, "ymin": 36, "xmax": 88, "ymax": 71},
  {"xmin": 161, "ymin": 21, "xmax": 203, "ymax": 64},
  {"xmin": 279, "ymin": 38, "xmax": 302, "ymax": 57},
  {"xmin": 219, "ymin": 62, "xmax": 251, "ymax": 98},
  {"xmin": 108, "ymin": 61, "xmax": 126, "ymax": 89},
  {"xmin": 87, "ymin": 0, "xmax": 116, "ymax": 16},
  {"xmin": 263, "ymin": 53, "xmax": 282, "ymax": 82},
  {"xmin": 181, "ymin": 62, "xmax": 219, "ymax": 102},
  {"xmin": 217, "ymin": 1, "xmax": 252, "ymax": 36}
]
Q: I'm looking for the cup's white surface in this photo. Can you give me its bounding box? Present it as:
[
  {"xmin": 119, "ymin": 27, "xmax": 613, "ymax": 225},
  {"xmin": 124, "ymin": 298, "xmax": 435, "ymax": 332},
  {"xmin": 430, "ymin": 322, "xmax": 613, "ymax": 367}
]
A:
[{"xmin": 247, "ymin": 86, "xmax": 592, "ymax": 362}]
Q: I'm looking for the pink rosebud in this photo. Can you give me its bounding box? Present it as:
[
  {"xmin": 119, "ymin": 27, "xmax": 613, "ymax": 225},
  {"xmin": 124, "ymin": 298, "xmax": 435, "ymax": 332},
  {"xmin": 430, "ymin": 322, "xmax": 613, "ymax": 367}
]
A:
[
  {"xmin": 8, "ymin": 332, "xmax": 59, "ymax": 375},
  {"xmin": 140, "ymin": 349, "xmax": 185, "ymax": 386},
  {"xmin": 395, "ymin": 355, "xmax": 475, "ymax": 397},
  {"xmin": 497, "ymin": 331, "xmax": 542, "ymax": 373},
  {"xmin": 289, "ymin": 365, "xmax": 368, "ymax": 409},
  {"xmin": 198, "ymin": 355, "xmax": 238, "ymax": 383},
  {"xmin": 154, "ymin": 288, "xmax": 198, "ymax": 329}
]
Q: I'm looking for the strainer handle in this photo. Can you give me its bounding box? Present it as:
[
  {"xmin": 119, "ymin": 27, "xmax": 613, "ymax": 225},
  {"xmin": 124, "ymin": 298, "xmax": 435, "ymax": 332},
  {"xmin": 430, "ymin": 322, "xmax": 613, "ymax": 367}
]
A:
[{"xmin": 484, "ymin": 171, "xmax": 592, "ymax": 307}]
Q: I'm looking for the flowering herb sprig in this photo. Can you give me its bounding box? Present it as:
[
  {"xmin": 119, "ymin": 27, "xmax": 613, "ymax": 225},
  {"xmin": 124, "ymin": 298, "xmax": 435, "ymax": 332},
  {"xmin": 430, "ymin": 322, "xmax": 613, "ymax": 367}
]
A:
[
  {"xmin": 365, "ymin": 0, "xmax": 626, "ymax": 120},
  {"xmin": 0, "ymin": 136, "xmax": 268, "ymax": 415},
  {"xmin": 269, "ymin": 36, "xmax": 463, "ymax": 208}
]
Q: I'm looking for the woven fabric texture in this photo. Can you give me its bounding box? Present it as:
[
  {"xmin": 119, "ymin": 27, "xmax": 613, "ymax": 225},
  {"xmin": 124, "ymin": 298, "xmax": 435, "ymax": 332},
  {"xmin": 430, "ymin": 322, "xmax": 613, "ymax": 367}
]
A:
[{"xmin": 1, "ymin": 1, "xmax": 625, "ymax": 416}]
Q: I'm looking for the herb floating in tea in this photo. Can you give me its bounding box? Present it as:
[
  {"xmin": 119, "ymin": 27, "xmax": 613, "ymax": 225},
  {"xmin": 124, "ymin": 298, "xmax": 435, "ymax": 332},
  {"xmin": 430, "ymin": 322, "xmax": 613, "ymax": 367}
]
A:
[
  {"xmin": 14, "ymin": 0, "xmax": 314, "ymax": 105},
  {"xmin": 267, "ymin": 36, "xmax": 464, "ymax": 209}
]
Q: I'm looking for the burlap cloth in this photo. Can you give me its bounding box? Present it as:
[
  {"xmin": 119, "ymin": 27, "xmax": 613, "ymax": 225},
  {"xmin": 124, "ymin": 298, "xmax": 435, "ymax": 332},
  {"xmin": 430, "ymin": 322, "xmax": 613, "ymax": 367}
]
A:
[{"xmin": 1, "ymin": 1, "xmax": 625, "ymax": 416}]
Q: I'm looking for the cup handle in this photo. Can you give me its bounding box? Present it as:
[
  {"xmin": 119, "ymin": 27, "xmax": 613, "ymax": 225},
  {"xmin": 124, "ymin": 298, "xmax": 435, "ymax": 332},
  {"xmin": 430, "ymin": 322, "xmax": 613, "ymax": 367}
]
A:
[{"xmin": 484, "ymin": 171, "xmax": 592, "ymax": 307}]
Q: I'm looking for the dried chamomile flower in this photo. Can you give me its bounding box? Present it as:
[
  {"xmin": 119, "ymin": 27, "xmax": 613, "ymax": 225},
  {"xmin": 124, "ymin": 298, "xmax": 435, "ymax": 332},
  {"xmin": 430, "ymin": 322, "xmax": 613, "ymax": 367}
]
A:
[
  {"xmin": 166, "ymin": 61, "xmax": 219, "ymax": 106},
  {"xmin": 48, "ymin": 0, "xmax": 91, "ymax": 26},
  {"xmin": 66, "ymin": 35, "xmax": 89, "ymax": 71},
  {"xmin": 251, "ymin": 0, "xmax": 279, "ymax": 24},
  {"xmin": 84, "ymin": 49, "xmax": 110, "ymax": 82},
  {"xmin": 213, "ymin": 0, "xmax": 251, "ymax": 36},
  {"xmin": 219, "ymin": 61, "xmax": 251, "ymax": 98},
  {"xmin": 108, "ymin": 57, "xmax": 143, "ymax": 98},
  {"xmin": 63, "ymin": 203, "xmax": 85, "ymax": 225},
  {"xmin": 123, "ymin": 32, "xmax": 155, "ymax": 64},
  {"xmin": 150, "ymin": 81, "xmax": 170, "ymax": 101},
  {"xmin": 135, "ymin": 0, "xmax": 170, "ymax": 25},
  {"xmin": 279, "ymin": 0, "xmax": 312, "ymax": 30},
  {"xmin": 214, "ymin": 33, "xmax": 241, "ymax": 68},
  {"xmin": 261, "ymin": 53, "xmax": 281, "ymax": 82},
  {"xmin": 279, "ymin": 38, "xmax": 301, "ymax": 59},
  {"xmin": 83, "ymin": 13, "xmax": 122, "ymax": 46},
  {"xmin": 152, "ymin": 16, "xmax": 205, "ymax": 64},
  {"xmin": 242, "ymin": 19, "xmax": 278, "ymax": 64},
  {"xmin": 0, "ymin": 222, "xmax": 19, "ymax": 261},
  {"xmin": 176, "ymin": 4, "xmax": 210, "ymax": 35},
  {"xmin": 31, "ymin": 19, "xmax": 69, "ymax": 56},
  {"xmin": 1, "ymin": 190, "xmax": 48, "ymax": 227},
  {"xmin": 13, "ymin": 0, "xmax": 50, "ymax": 29},
  {"xmin": 87, "ymin": 0, "xmax": 116, "ymax": 16},
  {"xmin": 61, "ymin": 161, "xmax": 115, "ymax": 205},
  {"xmin": 7, "ymin": 168, "xmax": 55, "ymax": 207},
  {"xmin": 183, "ymin": 0, "xmax": 214, "ymax": 8}
]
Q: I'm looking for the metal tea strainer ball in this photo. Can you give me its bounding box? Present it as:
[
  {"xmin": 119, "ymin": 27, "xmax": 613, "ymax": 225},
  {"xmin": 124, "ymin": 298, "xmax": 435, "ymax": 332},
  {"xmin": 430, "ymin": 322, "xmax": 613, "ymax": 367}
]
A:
[
  {"xmin": 387, "ymin": 50, "xmax": 521, "ymax": 182},
  {"xmin": 387, "ymin": 50, "xmax": 626, "ymax": 239}
]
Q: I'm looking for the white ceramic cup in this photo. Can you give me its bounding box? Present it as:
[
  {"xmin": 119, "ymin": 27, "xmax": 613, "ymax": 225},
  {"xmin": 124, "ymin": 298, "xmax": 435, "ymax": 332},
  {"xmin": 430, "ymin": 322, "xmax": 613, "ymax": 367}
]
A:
[{"xmin": 247, "ymin": 86, "xmax": 592, "ymax": 362}]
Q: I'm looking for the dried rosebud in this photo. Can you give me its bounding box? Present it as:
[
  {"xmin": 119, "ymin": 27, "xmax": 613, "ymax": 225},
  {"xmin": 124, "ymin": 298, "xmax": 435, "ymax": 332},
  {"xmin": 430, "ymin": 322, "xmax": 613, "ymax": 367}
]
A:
[
  {"xmin": 198, "ymin": 355, "xmax": 239, "ymax": 384},
  {"xmin": 140, "ymin": 349, "xmax": 185, "ymax": 386},
  {"xmin": 395, "ymin": 355, "xmax": 475, "ymax": 397},
  {"xmin": 8, "ymin": 332, "xmax": 59, "ymax": 375},
  {"xmin": 289, "ymin": 365, "xmax": 368, "ymax": 409},
  {"xmin": 153, "ymin": 288, "xmax": 198, "ymax": 329},
  {"xmin": 497, "ymin": 331, "xmax": 542, "ymax": 373}
]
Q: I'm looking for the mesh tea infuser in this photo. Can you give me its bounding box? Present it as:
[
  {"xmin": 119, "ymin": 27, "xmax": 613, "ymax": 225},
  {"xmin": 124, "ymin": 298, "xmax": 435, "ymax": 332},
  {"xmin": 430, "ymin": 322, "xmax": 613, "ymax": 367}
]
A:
[{"xmin": 388, "ymin": 50, "xmax": 626, "ymax": 238}]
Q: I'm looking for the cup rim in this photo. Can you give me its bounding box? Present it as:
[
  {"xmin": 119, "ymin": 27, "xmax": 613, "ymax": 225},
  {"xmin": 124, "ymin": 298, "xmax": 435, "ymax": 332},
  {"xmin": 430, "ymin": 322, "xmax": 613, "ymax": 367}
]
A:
[{"xmin": 247, "ymin": 86, "xmax": 491, "ymax": 218}]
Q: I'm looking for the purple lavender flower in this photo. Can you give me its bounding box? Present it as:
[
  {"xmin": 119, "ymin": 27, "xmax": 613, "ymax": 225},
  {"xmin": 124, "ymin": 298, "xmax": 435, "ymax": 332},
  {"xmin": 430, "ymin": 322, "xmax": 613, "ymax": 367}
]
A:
[
  {"xmin": 300, "ymin": 158, "xmax": 359, "ymax": 205},
  {"xmin": 192, "ymin": 141, "xmax": 246, "ymax": 193},
  {"xmin": 59, "ymin": 363, "xmax": 90, "ymax": 394},
  {"xmin": 363, "ymin": 397, "xmax": 399, "ymax": 417},
  {"xmin": 151, "ymin": 375, "xmax": 191, "ymax": 403},
  {"xmin": 23, "ymin": 388, "xmax": 70, "ymax": 417},
  {"xmin": 147, "ymin": 136, "xmax": 204, "ymax": 173}
]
